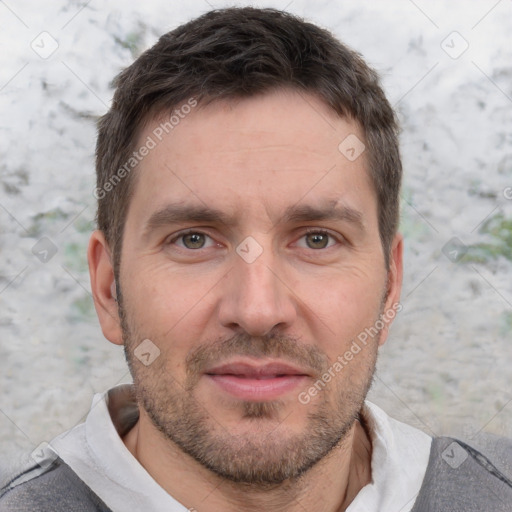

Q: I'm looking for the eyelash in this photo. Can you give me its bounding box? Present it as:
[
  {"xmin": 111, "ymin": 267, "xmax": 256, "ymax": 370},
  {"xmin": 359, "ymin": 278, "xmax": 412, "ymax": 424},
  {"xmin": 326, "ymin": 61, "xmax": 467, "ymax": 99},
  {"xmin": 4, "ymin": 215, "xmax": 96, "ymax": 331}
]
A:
[{"xmin": 167, "ymin": 228, "xmax": 342, "ymax": 251}]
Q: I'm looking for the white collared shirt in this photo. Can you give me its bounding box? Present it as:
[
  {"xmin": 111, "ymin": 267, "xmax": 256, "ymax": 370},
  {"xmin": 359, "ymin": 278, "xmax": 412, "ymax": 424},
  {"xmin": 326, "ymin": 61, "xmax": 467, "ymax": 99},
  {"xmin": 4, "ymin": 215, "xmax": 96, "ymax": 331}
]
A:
[{"xmin": 49, "ymin": 385, "xmax": 432, "ymax": 512}]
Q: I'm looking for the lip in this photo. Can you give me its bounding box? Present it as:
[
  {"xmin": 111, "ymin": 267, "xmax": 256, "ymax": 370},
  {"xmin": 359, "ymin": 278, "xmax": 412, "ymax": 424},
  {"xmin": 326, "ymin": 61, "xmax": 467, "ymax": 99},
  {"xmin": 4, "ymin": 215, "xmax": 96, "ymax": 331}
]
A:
[{"xmin": 204, "ymin": 359, "xmax": 310, "ymax": 401}]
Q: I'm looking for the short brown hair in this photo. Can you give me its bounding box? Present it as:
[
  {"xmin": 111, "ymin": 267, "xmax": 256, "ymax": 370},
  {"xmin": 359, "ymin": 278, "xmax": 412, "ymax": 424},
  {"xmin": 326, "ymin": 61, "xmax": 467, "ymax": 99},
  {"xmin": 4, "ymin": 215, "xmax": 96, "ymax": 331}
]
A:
[{"xmin": 95, "ymin": 6, "xmax": 401, "ymax": 278}]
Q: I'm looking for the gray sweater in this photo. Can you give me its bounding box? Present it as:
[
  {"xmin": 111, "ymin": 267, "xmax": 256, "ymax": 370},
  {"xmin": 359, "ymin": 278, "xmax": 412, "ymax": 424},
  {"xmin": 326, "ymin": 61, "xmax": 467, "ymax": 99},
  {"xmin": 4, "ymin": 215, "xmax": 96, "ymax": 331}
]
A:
[{"xmin": 1, "ymin": 436, "xmax": 512, "ymax": 511}]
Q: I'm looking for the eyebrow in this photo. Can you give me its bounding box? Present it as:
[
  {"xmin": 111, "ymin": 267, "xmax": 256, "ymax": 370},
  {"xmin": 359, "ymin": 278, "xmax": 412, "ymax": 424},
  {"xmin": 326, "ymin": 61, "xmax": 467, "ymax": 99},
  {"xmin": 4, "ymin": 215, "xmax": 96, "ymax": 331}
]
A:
[
  {"xmin": 279, "ymin": 201, "xmax": 364, "ymax": 230},
  {"xmin": 143, "ymin": 200, "xmax": 365, "ymax": 236},
  {"xmin": 144, "ymin": 204, "xmax": 237, "ymax": 236}
]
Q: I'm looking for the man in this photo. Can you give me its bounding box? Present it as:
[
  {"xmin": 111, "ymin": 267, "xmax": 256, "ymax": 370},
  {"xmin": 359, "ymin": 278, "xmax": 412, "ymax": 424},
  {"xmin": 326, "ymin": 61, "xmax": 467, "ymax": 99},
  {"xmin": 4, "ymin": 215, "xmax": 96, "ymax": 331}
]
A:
[{"xmin": 1, "ymin": 6, "xmax": 511, "ymax": 512}]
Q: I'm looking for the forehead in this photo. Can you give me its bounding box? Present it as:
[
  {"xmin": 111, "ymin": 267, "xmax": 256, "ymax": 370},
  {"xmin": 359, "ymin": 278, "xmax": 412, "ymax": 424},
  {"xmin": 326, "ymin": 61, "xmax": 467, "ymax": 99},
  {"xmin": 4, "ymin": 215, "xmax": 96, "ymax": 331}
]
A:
[{"xmin": 128, "ymin": 89, "xmax": 376, "ymax": 229}]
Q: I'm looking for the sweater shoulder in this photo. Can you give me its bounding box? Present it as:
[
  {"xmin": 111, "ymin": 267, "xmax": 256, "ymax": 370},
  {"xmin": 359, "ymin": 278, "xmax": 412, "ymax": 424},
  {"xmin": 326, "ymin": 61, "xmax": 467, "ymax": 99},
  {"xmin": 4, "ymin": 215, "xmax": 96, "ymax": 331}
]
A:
[
  {"xmin": 0, "ymin": 459, "xmax": 112, "ymax": 512},
  {"xmin": 412, "ymin": 435, "xmax": 512, "ymax": 512}
]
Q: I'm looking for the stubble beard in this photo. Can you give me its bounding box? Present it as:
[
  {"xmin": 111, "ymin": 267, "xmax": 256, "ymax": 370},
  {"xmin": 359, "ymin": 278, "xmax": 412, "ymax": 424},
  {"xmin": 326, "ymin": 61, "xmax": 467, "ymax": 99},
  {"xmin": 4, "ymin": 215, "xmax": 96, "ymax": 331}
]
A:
[{"xmin": 118, "ymin": 293, "xmax": 379, "ymax": 488}]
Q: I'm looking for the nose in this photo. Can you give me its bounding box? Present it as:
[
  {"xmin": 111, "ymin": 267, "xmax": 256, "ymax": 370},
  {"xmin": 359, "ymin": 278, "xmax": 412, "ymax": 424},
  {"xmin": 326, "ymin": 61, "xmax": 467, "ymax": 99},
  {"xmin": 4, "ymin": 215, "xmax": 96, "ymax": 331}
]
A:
[{"xmin": 217, "ymin": 242, "xmax": 297, "ymax": 337}]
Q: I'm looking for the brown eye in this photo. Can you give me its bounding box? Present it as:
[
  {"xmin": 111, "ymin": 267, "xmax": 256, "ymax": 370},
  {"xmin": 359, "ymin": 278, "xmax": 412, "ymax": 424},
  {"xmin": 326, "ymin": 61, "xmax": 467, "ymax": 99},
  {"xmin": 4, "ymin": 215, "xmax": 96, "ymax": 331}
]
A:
[
  {"xmin": 181, "ymin": 232, "xmax": 207, "ymax": 249},
  {"xmin": 305, "ymin": 231, "xmax": 330, "ymax": 249}
]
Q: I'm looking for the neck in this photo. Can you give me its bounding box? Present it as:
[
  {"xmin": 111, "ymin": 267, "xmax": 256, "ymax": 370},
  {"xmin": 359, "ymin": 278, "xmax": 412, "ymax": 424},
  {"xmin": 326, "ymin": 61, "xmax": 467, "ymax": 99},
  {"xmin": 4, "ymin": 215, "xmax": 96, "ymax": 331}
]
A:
[{"xmin": 123, "ymin": 411, "xmax": 372, "ymax": 512}]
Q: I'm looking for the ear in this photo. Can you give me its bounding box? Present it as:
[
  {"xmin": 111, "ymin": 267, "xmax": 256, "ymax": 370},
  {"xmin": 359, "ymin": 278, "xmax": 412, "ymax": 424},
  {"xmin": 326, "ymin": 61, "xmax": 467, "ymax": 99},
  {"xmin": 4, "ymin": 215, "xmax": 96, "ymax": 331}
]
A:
[
  {"xmin": 87, "ymin": 230, "xmax": 123, "ymax": 345},
  {"xmin": 378, "ymin": 232, "xmax": 403, "ymax": 346}
]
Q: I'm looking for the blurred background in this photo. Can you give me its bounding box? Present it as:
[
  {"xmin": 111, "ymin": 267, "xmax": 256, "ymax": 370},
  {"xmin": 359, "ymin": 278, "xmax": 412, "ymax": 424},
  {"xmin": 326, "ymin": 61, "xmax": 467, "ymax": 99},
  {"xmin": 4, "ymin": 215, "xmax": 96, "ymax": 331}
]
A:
[{"xmin": 1, "ymin": 0, "xmax": 511, "ymax": 468}]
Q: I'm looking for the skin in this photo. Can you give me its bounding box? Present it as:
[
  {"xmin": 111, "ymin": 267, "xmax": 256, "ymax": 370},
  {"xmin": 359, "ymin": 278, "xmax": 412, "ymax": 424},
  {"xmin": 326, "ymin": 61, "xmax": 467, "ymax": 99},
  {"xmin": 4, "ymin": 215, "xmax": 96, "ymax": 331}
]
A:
[{"xmin": 88, "ymin": 88, "xmax": 403, "ymax": 511}]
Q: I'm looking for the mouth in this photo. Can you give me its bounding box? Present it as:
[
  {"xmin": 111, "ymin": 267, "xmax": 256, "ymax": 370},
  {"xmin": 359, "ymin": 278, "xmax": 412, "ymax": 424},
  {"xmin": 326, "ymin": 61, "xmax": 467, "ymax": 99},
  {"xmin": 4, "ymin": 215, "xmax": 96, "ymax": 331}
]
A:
[{"xmin": 204, "ymin": 359, "xmax": 310, "ymax": 401}]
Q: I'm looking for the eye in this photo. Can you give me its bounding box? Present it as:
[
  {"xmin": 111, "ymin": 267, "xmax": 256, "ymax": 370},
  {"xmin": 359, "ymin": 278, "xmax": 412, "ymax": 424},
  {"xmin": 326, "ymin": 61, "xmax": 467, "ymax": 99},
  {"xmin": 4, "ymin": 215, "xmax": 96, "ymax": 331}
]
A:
[
  {"xmin": 168, "ymin": 230, "xmax": 217, "ymax": 250},
  {"xmin": 296, "ymin": 229, "xmax": 339, "ymax": 250}
]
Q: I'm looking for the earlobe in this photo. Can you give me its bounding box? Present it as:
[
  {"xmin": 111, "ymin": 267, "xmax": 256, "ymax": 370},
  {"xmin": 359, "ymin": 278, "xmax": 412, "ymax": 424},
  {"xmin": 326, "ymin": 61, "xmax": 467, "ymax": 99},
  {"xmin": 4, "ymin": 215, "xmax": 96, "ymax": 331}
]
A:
[
  {"xmin": 378, "ymin": 233, "xmax": 404, "ymax": 346},
  {"xmin": 87, "ymin": 230, "xmax": 124, "ymax": 345}
]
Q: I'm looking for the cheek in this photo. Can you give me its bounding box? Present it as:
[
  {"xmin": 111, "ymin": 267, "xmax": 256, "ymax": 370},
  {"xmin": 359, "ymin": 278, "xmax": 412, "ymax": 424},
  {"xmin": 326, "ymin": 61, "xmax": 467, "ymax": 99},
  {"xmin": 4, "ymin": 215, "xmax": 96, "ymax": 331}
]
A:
[
  {"xmin": 121, "ymin": 258, "xmax": 221, "ymax": 355},
  {"xmin": 125, "ymin": 257, "xmax": 213, "ymax": 312},
  {"xmin": 295, "ymin": 267, "xmax": 385, "ymax": 341}
]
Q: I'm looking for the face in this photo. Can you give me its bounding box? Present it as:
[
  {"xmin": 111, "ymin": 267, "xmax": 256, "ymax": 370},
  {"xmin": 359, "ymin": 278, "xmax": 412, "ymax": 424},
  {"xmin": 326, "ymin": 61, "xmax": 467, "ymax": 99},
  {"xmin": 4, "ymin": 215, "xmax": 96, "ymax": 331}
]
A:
[{"xmin": 90, "ymin": 88, "xmax": 402, "ymax": 485}]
